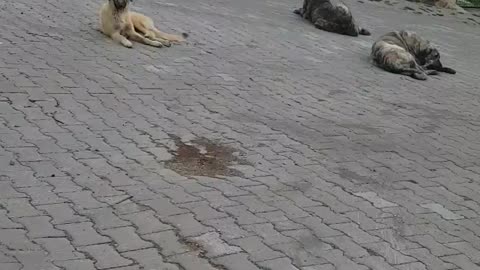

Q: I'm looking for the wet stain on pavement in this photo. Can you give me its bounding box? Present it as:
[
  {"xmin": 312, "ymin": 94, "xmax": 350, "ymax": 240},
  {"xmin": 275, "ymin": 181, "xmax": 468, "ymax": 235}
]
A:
[{"xmin": 165, "ymin": 135, "xmax": 248, "ymax": 177}]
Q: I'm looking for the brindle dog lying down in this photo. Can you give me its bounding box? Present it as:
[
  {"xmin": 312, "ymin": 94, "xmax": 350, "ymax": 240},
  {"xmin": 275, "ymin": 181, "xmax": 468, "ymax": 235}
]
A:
[
  {"xmin": 294, "ymin": 0, "xmax": 370, "ymax": 37},
  {"xmin": 371, "ymin": 30, "xmax": 456, "ymax": 80}
]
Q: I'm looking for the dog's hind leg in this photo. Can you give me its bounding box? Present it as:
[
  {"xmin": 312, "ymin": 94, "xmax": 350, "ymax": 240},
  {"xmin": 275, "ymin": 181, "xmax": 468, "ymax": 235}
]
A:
[
  {"xmin": 151, "ymin": 28, "xmax": 186, "ymax": 43},
  {"xmin": 438, "ymin": 67, "xmax": 456, "ymax": 74},
  {"xmin": 399, "ymin": 68, "xmax": 427, "ymax": 80},
  {"xmin": 127, "ymin": 30, "xmax": 164, "ymax": 47},
  {"xmin": 313, "ymin": 19, "xmax": 341, "ymax": 34},
  {"xmin": 143, "ymin": 30, "xmax": 171, "ymax": 47},
  {"xmin": 111, "ymin": 32, "xmax": 133, "ymax": 48},
  {"xmin": 133, "ymin": 20, "xmax": 171, "ymax": 47},
  {"xmin": 408, "ymin": 71, "xmax": 428, "ymax": 80}
]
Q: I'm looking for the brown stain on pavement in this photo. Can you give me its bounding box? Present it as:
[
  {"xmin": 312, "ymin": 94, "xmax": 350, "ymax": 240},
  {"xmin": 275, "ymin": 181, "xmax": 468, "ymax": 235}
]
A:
[{"xmin": 165, "ymin": 135, "xmax": 248, "ymax": 177}]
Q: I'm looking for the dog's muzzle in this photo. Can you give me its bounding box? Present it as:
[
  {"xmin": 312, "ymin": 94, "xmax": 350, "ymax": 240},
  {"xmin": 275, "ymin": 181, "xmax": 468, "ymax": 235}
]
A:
[{"xmin": 113, "ymin": 0, "xmax": 129, "ymax": 10}]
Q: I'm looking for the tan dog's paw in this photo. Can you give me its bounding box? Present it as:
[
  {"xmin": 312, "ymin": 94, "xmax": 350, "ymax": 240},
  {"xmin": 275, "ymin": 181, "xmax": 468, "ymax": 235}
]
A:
[
  {"xmin": 161, "ymin": 40, "xmax": 172, "ymax": 47},
  {"xmin": 151, "ymin": 41, "xmax": 164, "ymax": 47},
  {"xmin": 122, "ymin": 40, "xmax": 133, "ymax": 48}
]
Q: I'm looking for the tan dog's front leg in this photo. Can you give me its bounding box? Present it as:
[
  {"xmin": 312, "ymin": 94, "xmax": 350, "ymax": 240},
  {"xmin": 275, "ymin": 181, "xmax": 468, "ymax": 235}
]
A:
[
  {"xmin": 111, "ymin": 32, "xmax": 133, "ymax": 48},
  {"xmin": 127, "ymin": 30, "xmax": 163, "ymax": 47}
]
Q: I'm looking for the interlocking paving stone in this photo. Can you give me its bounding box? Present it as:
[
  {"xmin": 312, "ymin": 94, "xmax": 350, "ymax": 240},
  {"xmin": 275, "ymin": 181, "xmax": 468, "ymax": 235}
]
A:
[{"xmin": 1, "ymin": 0, "xmax": 480, "ymax": 269}]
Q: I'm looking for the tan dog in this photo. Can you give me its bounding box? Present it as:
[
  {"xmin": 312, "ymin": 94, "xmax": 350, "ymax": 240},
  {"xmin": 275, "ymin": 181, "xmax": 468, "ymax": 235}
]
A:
[{"xmin": 99, "ymin": 0, "xmax": 187, "ymax": 48}]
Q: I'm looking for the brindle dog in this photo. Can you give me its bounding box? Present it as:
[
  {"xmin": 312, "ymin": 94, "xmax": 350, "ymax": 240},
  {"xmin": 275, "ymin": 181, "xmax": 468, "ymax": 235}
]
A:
[
  {"xmin": 294, "ymin": 0, "xmax": 370, "ymax": 37},
  {"xmin": 371, "ymin": 30, "xmax": 456, "ymax": 80}
]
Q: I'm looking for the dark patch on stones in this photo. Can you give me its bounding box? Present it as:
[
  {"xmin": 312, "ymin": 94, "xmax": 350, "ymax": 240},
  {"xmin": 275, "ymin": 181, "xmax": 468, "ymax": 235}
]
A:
[
  {"xmin": 165, "ymin": 135, "xmax": 249, "ymax": 177},
  {"xmin": 365, "ymin": 247, "xmax": 382, "ymax": 257}
]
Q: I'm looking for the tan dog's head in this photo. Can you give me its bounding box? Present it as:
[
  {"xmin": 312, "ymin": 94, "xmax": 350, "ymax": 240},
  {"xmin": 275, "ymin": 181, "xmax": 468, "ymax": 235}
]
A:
[{"xmin": 109, "ymin": 0, "xmax": 131, "ymax": 10}]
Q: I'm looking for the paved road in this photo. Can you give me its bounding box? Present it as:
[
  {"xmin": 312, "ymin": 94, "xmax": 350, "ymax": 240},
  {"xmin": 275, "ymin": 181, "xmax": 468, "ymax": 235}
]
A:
[{"xmin": 1, "ymin": 0, "xmax": 480, "ymax": 269}]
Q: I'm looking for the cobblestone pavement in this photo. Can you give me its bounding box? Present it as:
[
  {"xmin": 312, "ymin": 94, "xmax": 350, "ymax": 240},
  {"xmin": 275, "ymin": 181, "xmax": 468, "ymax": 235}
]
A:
[{"xmin": 1, "ymin": 0, "xmax": 480, "ymax": 269}]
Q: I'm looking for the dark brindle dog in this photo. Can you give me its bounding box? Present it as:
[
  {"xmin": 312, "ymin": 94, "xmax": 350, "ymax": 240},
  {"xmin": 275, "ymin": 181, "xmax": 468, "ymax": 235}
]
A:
[
  {"xmin": 294, "ymin": 0, "xmax": 370, "ymax": 37},
  {"xmin": 371, "ymin": 30, "xmax": 456, "ymax": 80}
]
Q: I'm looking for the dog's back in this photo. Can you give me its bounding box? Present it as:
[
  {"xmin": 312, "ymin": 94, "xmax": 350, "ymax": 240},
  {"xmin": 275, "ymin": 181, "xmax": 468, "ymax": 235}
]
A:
[
  {"xmin": 371, "ymin": 32, "xmax": 415, "ymax": 71},
  {"xmin": 295, "ymin": 0, "xmax": 370, "ymax": 36},
  {"xmin": 371, "ymin": 31, "xmax": 436, "ymax": 80}
]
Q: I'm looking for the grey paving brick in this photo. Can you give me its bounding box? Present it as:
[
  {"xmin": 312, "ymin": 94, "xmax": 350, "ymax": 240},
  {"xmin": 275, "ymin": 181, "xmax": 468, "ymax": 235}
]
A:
[
  {"xmin": 204, "ymin": 217, "xmax": 253, "ymax": 240},
  {"xmin": 121, "ymin": 210, "xmax": 172, "ymax": 234},
  {"xmin": 35, "ymin": 238, "xmax": 84, "ymax": 261},
  {"xmin": 80, "ymin": 244, "xmax": 133, "ymax": 269},
  {"xmin": 446, "ymin": 241, "xmax": 480, "ymax": 263},
  {"xmin": 402, "ymin": 248, "xmax": 456, "ymax": 270},
  {"xmin": 355, "ymin": 256, "xmax": 398, "ymax": 270},
  {"xmin": 59, "ymin": 191, "xmax": 107, "ymax": 210},
  {"xmin": 191, "ymin": 232, "xmax": 242, "ymax": 257},
  {"xmin": 0, "ymin": 229, "xmax": 40, "ymax": 251},
  {"xmin": 323, "ymin": 235, "xmax": 369, "ymax": 258},
  {"xmin": 196, "ymin": 190, "xmax": 240, "ymax": 208},
  {"xmin": 0, "ymin": 210, "xmax": 23, "ymax": 229},
  {"xmin": 169, "ymin": 252, "xmax": 220, "ymax": 270},
  {"xmin": 37, "ymin": 203, "xmax": 88, "ymax": 225},
  {"xmin": 301, "ymin": 265, "xmax": 335, "ymax": 270},
  {"xmin": 243, "ymin": 223, "xmax": 293, "ymax": 245},
  {"xmin": 214, "ymin": 253, "xmax": 261, "ymax": 270},
  {"xmin": 361, "ymin": 241, "xmax": 416, "ymax": 264},
  {"xmin": 158, "ymin": 187, "xmax": 202, "ymax": 204},
  {"xmin": 201, "ymin": 181, "xmax": 250, "ymax": 197},
  {"xmin": 55, "ymin": 259, "xmax": 96, "ymax": 270},
  {"xmin": 43, "ymin": 176, "xmax": 82, "ymax": 193},
  {"xmin": 420, "ymin": 203, "xmax": 464, "ymax": 220},
  {"xmin": 0, "ymin": 182, "xmax": 27, "ymax": 199},
  {"xmin": 0, "ymin": 263, "xmax": 22, "ymax": 270},
  {"xmin": 305, "ymin": 206, "xmax": 350, "ymax": 225},
  {"xmin": 165, "ymin": 213, "xmax": 213, "ymax": 237},
  {"xmin": 144, "ymin": 230, "xmax": 191, "ymax": 256},
  {"xmin": 18, "ymin": 216, "xmax": 64, "ymax": 238},
  {"xmin": 103, "ymin": 226, "xmax": 153, "ymax": 252},
  {"xmin": 407, "ymin": 234, "xmax": 460, "ymax": 256},
  {"xmin": 278, "ymin": 190, "xmax": 323, "ymax": 208},
  {"xmin": 0, "ymin": 198, "xmax": 42, "ymax": 218},
  {"xmin": 142, "ymin": 197, "xmax": 189, "ymax": 217},
  {"xmin": 230, "ymin": 236, "xmax": 284, "ymax": 262},
  {"xmin": 178, "ymin": 201, "xmax": 228, "ymax": 221},
  {"xmin": 330, "ymin": 223, "xmax": 380, "ymax": 244},
  {"xmin": 10, "ymin": 250, "xmax": 61, "ymax": 270},
  {"xmin": 259, "ymin": 257, "xmax": 300, "ymax": 270},
  {"xmin": 320, "ymin": 249, "xmax": 369, "ymax": 270},
  {"xmin": 354, "ymin": 192, "xmax": 398, "ymax": 208},
  {"xmin": 271, "ymin": 241, "xmax": 328, "ymax": 267},
  {"xmin": 295, "ymin": 217, "xmax": 344, "ymax": 238},
  {"xmin": 18, "ymin": 186, "xmax": 66, "ymax": 205},
  {"xmin": 122, "ymin": 248, "xmax": 179, "ymax": 270},
  {"xmin": 82, "ymin": 207, "xmax": 131, "ymax": 230},
  {"xmin": 441, "ymin": 254, "xmax": 480, "ymax": 270},
  {"xmin": 57, "ymin": 222, "xmax": 111, "ymax": 246},
  {"xmin": 223, "ymin": 205, "xmax": 267, "ymax": 225}
]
